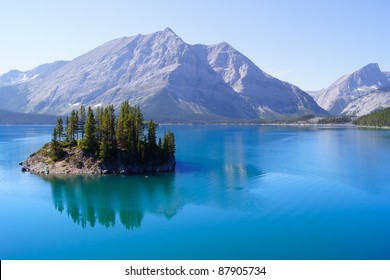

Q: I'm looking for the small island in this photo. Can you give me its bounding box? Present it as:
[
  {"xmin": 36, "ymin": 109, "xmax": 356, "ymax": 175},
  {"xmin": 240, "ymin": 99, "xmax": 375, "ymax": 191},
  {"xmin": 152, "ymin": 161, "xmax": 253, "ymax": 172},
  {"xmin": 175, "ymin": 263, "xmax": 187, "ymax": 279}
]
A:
[{"xmin": 22, "ymin": 101, "xmax": 176, "ymax": 175}]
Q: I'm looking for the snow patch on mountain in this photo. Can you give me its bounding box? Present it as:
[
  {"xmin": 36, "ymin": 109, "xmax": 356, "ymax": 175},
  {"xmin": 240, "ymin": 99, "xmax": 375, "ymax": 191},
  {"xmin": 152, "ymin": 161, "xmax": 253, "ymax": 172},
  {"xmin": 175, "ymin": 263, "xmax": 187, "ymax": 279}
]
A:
[
  {"xmin": 315, "ymin": 63, "xmax": 390, "ymax": 115},
  {"xmin": 0, "ymin": 61, "xmax": 68, "ymax": 86},
  {"xmin": 342, "ymin": 90, "xmax": 390, "ymax": 116}
]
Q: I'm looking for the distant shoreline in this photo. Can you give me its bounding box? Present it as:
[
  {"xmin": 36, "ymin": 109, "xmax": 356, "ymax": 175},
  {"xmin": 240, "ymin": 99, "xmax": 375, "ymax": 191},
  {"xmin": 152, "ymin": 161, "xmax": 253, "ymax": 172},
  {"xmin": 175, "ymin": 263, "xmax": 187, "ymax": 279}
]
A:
[
  {"xmin": 3, "ymin": 122, "xmax": 389, "ymax": 129},
  {"xmin": 3, "ymin": 119, "xmax": 390, "ymax": 129}
]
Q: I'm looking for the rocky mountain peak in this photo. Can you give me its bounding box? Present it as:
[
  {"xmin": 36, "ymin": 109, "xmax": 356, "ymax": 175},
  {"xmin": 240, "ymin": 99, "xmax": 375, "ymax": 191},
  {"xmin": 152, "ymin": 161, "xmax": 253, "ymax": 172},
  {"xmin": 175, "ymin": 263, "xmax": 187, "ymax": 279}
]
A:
[
  {"xmin": 0, "ymin": 28, "xmax": 327, "ymax": 121},
  {"xmin": 347, "ymin": 63, "xmax": 387, "ymax": 88},
  {"xmin": 162, "ymin": 27, "xmax": 175, "ymax": 34},
  {"xmin": 315, "ymin": 63, "xmax": 390, "ymax": 115}
]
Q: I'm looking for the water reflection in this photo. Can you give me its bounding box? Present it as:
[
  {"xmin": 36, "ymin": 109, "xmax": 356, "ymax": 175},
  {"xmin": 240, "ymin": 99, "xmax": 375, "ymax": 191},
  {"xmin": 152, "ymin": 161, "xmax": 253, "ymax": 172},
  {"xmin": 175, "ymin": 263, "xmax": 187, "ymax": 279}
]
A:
[
  {"xmin": 43, "ymin": 174, "xmax": 179, "ymax": 230},
  {"xmin": 42, "ymin": 159, "xmax": 266, "ymax": 230},
  {"xmin": 38, "ymin": 126, "xmax": 270, "ymax": 231}
]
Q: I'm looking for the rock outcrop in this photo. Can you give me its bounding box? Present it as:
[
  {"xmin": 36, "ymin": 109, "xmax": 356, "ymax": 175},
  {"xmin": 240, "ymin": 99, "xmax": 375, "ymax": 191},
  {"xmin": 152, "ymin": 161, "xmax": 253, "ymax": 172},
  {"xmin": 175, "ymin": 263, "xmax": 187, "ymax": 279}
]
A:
[{"xmin": 22, "ymin": 144, "xmax": 175, "ymax": 175}]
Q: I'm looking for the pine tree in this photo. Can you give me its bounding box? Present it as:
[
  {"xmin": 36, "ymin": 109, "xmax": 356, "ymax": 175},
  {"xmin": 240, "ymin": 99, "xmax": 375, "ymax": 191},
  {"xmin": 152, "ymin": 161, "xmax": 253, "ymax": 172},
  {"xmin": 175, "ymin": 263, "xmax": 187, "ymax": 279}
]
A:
[
  {"xmin": 52, "ymin": 125, "xmax": 58, "ymax": 142},
  {"xmin": 134, "ymin": 105, "xmax": 144, "ymax": 143},
  {"xmin": 116, "ymin": 103, "xmax": 125, "ymax": 148},
  {"xmin": 128, "ymin": 105, "xmax": 137, "ymax": 154},
  {"xmin": 167, "ymin": 129, "xmax": 176, "ymax": 154},
  {"xmin": 141, "ymin": 135, "xmax": 147, "ymax": 162},
  {"xmin": 99, "ymin": 135, "xmax": 109, "ymax": 161},
  {"xmin": 79, "ymin": 105, "xmax": 86, "ymax": 138},
  {"xmin": 80, "ymin": 107, "xmax": 97, "ymax": 153},
  {"xmin": 73, "ymin": 109, "xmax": 79, "ymax": 140},
  {"xmin": 116, "ymin": 101, "xmax": 143, "ymax": 155},
  {"xmin": 106, "ymin": 105, "xmax": 116, "ymax": 151},
  {"xmin": 66, "ymin": 110, "xmax": 79, "ymax": 144},
  {"xmin": 50, "ymin": 126, "xmax": 64, "ymax": 161},
  {"xmin": 162, "ymin": 129, "xmax": 175, "ymax": 159},
  {"xmin": 65, "ymin": 116, "xmax": 70, "ymax": 142},
  {"xmin": 116, "ymin": 101, "xmax": 130, "ymax": 149},
  {"xmin": 99, "ymin": 106, "xmax": 116, "ymax": 161},
  {"xmin": 147, "ymin": 119, "xmax": 157, "ymax": 158},
  {"xmin": 45, "ymin": 103, "xmax": 176, "ymax": 168},
  {"xmin": 54, "ymin": 117, "xmax": 63, "ymax": 141},
  {"xmin": 95, "ymin": 106, "xmax": 103, "ymax": 141}
]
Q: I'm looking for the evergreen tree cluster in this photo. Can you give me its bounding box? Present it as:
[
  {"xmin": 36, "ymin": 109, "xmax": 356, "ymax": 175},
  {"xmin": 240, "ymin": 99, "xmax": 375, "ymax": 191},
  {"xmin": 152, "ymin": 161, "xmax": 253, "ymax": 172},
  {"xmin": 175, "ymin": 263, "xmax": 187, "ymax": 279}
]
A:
[
  {"xmin": 317, "ymin": 116, "xmax": 351, "ymax": 124},
  {"xmin": 50, "ymin": 102, "xmax": 175, "ymax": 163},
  {"xmin": 355, "ymin": 107, "xmax": 390, "ymax": 127},
  {"xmin": 275, "ymin": 114, "xmax": 315, "ymax": 124}
]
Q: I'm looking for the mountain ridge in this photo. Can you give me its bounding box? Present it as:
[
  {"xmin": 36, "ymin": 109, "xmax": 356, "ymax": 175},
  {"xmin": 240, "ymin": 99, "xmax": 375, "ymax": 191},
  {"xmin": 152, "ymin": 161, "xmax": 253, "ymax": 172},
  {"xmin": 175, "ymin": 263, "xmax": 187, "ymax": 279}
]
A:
[
  {"xmin": 315, "ymin": 63, "xmax": 390, "ymax": 115},
  {"xmin": 0, "ymin": 28, "xmax": 327, "ymax": 122},
  {"xmin": 0, "ymin": 60, "xmax": 68, "ymax": 87}
]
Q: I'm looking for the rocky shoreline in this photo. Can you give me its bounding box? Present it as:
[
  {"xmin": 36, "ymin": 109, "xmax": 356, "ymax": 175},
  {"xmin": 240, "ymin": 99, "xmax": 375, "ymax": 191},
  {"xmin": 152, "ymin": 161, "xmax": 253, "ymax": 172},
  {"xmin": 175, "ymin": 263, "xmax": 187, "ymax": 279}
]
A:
[{"xmin": 21, "ymin": 144, "xmax": 175, "ymax": 175}]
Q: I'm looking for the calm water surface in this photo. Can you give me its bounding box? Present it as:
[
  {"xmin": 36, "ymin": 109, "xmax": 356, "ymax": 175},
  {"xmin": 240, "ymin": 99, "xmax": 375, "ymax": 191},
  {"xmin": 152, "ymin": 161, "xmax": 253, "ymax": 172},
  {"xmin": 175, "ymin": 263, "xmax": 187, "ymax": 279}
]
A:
[{"xmin": 1, "ymin": 125, "xmax": 390, "ymax": 259}]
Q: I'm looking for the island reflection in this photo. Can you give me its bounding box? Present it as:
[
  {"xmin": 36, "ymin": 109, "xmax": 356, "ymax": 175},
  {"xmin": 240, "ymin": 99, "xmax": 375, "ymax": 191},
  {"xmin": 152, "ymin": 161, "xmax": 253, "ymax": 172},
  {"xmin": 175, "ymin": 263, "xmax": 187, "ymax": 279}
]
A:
[
  {"xmin": 41, "ymin": 131, "xmax": 266, "ymax": 231},
  {"xmin": 44, "ymin": 174, "xmax": 179, "ymax": 230}
]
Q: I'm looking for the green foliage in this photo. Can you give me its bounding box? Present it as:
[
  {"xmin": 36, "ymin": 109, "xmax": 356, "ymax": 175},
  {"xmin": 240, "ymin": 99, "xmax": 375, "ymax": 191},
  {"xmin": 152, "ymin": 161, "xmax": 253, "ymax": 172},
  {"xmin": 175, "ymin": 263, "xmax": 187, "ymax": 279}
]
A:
[
  {"xmin": 55, "ymin": 102, "xmax": 175, "ymax": 164},
  {"xmin": 50, "ymin": 126, "xmax": 65, "ymax": 161},
  {"xmin": 99, "ymin": 105, "xmax": 116, "ymax": 161},
  {"xmin": 95, "ymin": 106, "xmax": 103, "ymax": 141},
  {"xmin": 317, "ymin": 116, "xmax": 351, "ymax": 124},
  {"xmin": 79, "ymin": 107, "xmax": 97, "ymax": 153},
  {"xmin": 147, "ymin": 119, "xmax": 157, "ymax": 158},
  {"xmin": 161, "ymin": 129, "xmax": 175, "ymax": 160},
  {"xmin": 276, "ymin": 114, "xmax": 315, "ymax": 124},
  {"xmin": 115, "ymin": 102, "xmax": 145, "ymax": 155},
  {"xmin": 49, "ymin": 140, "xmax": 65, "ymax": 162},
  {"xmin": 54, "ymin": 117, "xmax": 64, "ymax": 141},
  {"xmin": 355, "ymin": 107, "xmax": 390, "ymax": 127},
  {"xmin": 116, "ymin": 101, "xmax": 130, "ymax": 149},
  {"xmin": 99, "ymin": 136, "xmax": 109, "ymax": 161},
  {"xmin": 79, "ymin": 105, "xmax": 86, "ymax": 138},
  {"xmin": 65, "ymin": 110, "xmax": 79, "ymax": 144}
]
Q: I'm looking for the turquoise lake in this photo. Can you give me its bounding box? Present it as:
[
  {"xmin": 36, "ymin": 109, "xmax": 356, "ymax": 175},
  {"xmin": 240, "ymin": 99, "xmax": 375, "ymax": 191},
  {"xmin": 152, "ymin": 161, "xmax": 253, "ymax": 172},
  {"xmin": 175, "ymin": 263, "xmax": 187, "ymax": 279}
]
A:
[{"xmin": 1, "ymin": 125, "xmax": 390, "ymax": 260}]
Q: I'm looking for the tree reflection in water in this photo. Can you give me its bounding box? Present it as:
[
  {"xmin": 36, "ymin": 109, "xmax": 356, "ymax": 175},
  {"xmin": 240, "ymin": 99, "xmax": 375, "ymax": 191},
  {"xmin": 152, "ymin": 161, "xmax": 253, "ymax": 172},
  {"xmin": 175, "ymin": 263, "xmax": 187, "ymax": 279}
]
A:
[
  {"xmin": 44, "ymin": 174, "xmax": 178, "ymax": 230},
  {"xmin": 42, "ymin": 153, "xmax": 265, "ymax": 231}
]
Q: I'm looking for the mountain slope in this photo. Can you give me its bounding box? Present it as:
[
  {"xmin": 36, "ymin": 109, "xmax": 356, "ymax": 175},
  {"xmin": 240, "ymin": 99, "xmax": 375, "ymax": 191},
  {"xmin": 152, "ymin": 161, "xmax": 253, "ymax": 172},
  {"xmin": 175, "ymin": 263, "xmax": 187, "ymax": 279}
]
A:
[
  {"xmin": 21, "ymin": 28, "xmax": 257, "ymax": 120},
  {"xmin": 0, "ymin": 28, "xmax": 327, "ymax": 122},
  {"xmin": 206, "ymin": 42, "xmax": 327, "ymax": 118},
  {"xmin": 0, "ymin": 61, "xmax": 68, "ymax": 87},
  {"xmin": 315, "ymin": 63, "xmax": 390, "ymax": 115},
  {"xmin": 341, "ymin": 89, "xmax": 390, "ymax": 116},
  {"xmin": 384, "ymin": 72, "xmax": 390, "ymax": 83}
]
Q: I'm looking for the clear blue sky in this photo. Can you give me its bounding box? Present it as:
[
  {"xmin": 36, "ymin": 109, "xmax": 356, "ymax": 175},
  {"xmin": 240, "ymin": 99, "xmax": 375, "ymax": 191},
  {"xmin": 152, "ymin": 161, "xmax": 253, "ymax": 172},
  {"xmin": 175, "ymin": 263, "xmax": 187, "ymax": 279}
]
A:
[{"xmin": 1, "ymin": 0, "xmax": 389, "ymax": 90}]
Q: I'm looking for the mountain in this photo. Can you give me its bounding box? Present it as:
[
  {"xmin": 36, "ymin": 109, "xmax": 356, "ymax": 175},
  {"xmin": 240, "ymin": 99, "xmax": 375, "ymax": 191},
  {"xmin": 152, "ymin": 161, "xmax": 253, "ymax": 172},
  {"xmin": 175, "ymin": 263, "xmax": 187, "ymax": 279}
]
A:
[
  {"xmin": 384, "ymin": 72, "xmax": 390, "ymax": 83},
  {"xmin": 0, "ymin": 109, "xmax": 57, "ymax": 124},
  {"xmin": 206, "ymin": 42, "xmax": 326, "ymax": 118},
  {"xmin": 0, "ymin": 28, "xmax": 326, "ymax": 122},
  {"xmin": 306, "ymin": 90, "xmax": 322, "ymax": 97},
  {"xmin": 0, "ymin": 60, "xmax": 68, "ymax": 87},
  {"xmin": 315, "ymin": 63, "xmax": 390, "ymax": 115},
  {"xmin": 341, "ymin": 88, "xmax": 390, "ymax": 116}
]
